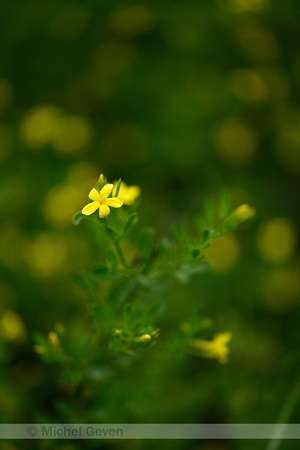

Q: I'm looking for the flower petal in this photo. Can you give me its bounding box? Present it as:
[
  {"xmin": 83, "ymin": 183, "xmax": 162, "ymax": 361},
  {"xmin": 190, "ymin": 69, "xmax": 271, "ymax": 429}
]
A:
[
  {"xmin": 82, "ymin": 201, "xmax": 100, "ymax": 215},
  {"xmin": 100, "ymin": 184, "xmax": 113, "ymax": 198},
  {"xmin": 105, "ymin": 197, "xmax": 123, "ymax": 208},
  {"xmin": 99, "ymin": 204, "xmax": 110, "ymax": 218},
  {"xmin": 88, "ymin": 188, "xmax": 101, "ymax": 201}
]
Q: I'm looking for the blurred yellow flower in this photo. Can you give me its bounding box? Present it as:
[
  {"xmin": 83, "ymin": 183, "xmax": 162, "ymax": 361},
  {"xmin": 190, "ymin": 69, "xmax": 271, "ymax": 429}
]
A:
[
  {"xmin": 48, "ymin": 331, "xmax": 60, "ymax": 350},
  {"xmin": 205, "ymin": 233, "xmax": 241, "ymax": 273},
  {"xmin": 113, "ymin": 329, "xmax": 122, "ymax": 338},
  {"xmin": 233, "ymin": 204, "xmax": 256, "ymax": 222},
  {"xmin": 82, "ymin": 183, "xmax": 123, "ymax": 218},
  {"xmin": 113, "ymin": 180, "xmax": 141, "ymax": 205},
  {"xmin": 189, "ymin": 332, "xmax": 232, "ymax": 363},
  {"xmin": 135, "ymin": 333, "xmax": 151, "ymax": 343}
]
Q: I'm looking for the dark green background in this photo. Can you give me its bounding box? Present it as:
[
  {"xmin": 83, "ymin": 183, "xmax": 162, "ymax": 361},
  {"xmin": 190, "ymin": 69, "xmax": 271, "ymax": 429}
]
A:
[{"xmin": 0, "ymin": 1, "xmax": 299, "ymax": 449}]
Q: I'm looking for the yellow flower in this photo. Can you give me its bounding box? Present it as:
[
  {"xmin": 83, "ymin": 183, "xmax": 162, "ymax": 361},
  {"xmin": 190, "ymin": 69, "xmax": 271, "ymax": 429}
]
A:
[
  {"xmin": 233, "ymin": 204, "xmax": 255, "ymax": 222},
  {"xmin": 114, "ymin": 181, "xmax": 141, "ymax": 205},
  {"xmin": 81, "ymin": 183, "xmax": 123, "ymax": 218},
  {"xmin": 189, "ymin": 332, "xmax": 232, "ymax": 364}
]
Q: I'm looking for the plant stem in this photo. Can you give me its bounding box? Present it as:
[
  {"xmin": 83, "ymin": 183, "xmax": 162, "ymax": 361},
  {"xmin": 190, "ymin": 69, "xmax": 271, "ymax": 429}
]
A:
[
  {"xmin": 114, "ymin": 239, "xmax": 127, "ymax": 267},
  {"xmin": 266, "ymin": 381, "xmax": 300, "ymax": 450},
  {"xmin": 104, "ymin": 220, "xmax": 127, "ymax": 267}
]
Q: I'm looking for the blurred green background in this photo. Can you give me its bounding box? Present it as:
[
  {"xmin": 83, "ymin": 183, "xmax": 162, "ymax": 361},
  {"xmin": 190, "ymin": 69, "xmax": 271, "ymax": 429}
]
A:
[{"xmin": 0, "ymin": 0, "xmax": 300, "ymax": 449}]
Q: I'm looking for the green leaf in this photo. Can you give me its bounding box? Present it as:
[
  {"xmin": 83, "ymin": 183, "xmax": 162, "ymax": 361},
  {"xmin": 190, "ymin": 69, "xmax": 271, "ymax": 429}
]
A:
[
  {"xmin": 175, "ymin": 262, "xmax": 211, "ymax": 284},
  {"xmin": 147, "ymin": 302, "xmax": 165, "ymax": 320},
  {"xmin": 106, "ymin": 249, "xmax": 119, "ymax": 269},
  {"xmin": 200, "ymin": 229, "xmax": 210, "ymax": 244},
  {"xmin": 156, "ymin": 238, "xmax": 172, "ymax": 260},
  {"xmin": 204, "ymin": 197, "xmax": 215, "ymax": 225},
  {"xmin": 138, "ymin": 227, "xmax": 155, "ymax": 258},
  {"xmin": 114, "ymin": 178, "xmax": 122, "ymax": 197},
  {"xmin": 70, "ymin": 273, "xmax": 89, "ymax": 290},
  {"xmin": 192, "ymin": 249, "xmax": 200, "ymax": 258},
  {"xmin": 73, "ymin": 211, "xmax": 84, "ymax": 226},
  {"xmin": 123, "ymin": 303, "xmax": 132, "ymax": 326},
  {"xmin": 172, "ymin": 223, "xmax": 187, "ymax": 244},
  {"xmin": 219, "ymin": 191, "xmax": 230, "ymax": 219},
  {"xmin": 123, "ymin": 212, "xmax": 139, "ymax": 237},
  {"xmin": 97, "ymin": 174, "xmax": 107, "ymax": 190},
  {"xmin": 104, "ymin": 221, "xmax": 121, "ymax": 239},
  {"xmin": 32, "ymin": 331, "xmax": 48, "ymax": 347},
  {"xmin": 88, "ymin": 266, "xmax": 119, "ymax": 281}
]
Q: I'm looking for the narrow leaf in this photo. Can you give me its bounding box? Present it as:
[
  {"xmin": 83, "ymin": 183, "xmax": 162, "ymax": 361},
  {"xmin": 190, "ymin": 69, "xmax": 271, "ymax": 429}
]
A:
[
  {"xmin": 123, "ymin": 212, "xmax": 139, "ymax": 236},
  {"xmin": 115, "ymin": 178, "xmax": 122, "ymax": 197},
  {"xmin": 88, "ymin": 266, "xmax": 119, "ymax": 281},
  {"xmin": 73, "ymin": 211, "xmax": 84, "ymax": 226},
  {"xmin": 138, "ymin": 227, "xmax": 155, "ymax": 258}
]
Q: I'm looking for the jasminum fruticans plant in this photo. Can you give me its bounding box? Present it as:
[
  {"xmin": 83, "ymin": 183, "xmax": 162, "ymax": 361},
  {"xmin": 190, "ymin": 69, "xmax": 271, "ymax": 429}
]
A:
[{"xmin": 33, "ymin": 174, "xmax": 255, "ymax": 410}]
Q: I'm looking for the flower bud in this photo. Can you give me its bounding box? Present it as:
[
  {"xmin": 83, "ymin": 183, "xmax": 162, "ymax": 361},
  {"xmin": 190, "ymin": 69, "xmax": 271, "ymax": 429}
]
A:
[
  {"xmin": 135, "ymin": 333, "xmax": 151, "ymax": 344},
  {"xmin": 114, "ymin": 329, "xmax": 122, "ymax": 338},
  {"xmin": 233, "ymin": 204, "xmax": 255, "ymax": 223},
  {"xmin": 48, "ymin": 331, "xmax": 60, "ymax": 350},
  {"xmin": 98, "ymin": 174, "xmax": 106, "ymax": 189}
]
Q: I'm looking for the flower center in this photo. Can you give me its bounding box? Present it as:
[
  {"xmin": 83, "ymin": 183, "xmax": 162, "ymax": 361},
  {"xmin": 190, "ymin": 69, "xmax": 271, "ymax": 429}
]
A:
[{"xmin": 100, "ymin": 194, "xmax": 107, "ymax": 204}]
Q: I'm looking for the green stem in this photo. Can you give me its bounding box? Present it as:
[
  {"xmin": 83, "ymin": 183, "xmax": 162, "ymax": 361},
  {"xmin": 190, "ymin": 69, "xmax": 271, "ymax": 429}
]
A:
[
  {"xmin": 114, "ymin": 239, "xmax": 127, "ymax": 267},
  {"xmin": 266, "ymin": 380, "xmax": 300, "ymax": 450},
  {"xmin": 103, "ymin": 220, "xmax": 127, "ymax": 267}
]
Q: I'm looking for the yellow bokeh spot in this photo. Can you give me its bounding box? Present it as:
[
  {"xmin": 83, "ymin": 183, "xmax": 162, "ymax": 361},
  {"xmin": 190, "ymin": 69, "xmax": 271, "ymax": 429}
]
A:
[
  {"xmin": 0, "ymin": 225, "xmax": 25, "ymax": 269},
  {"xmin": 0, "ymin": 390, "xmax": 19, "ymax": 415},
  {"xmin": 263, "ymin": 266, "xmax": 300, "ymax": 311},
  {"xmin": 20, "ymin": 105, "xmax": 62, "ymax": 149},
  {"xmin": 109, "ymin": 5, "xmax": 155, "ymax": 36},
  {"xmin": 260, "ymin": 68, "xmax": 290, "ymax": 101},
  {"xmin": 44, "ymin": 184, "xmax": 86, "ymax": 227},
  {"xmin": 67, "ymin": 162, "xmax": 98, "ymax": 185},
  {"xmin": 205, "ymin": 234, "xmax": 241, "ymax": 273},
  {"xmin": 20, "ymin": 106, "xmax": 92, "ymax": 154},
  {"xmin": 43, "ymin": 163, "xmax": 99, "ymax": 227},
  {"xmin": 0, "ymin": 310, "xmax": 26, "ymax": 342},
  {"xmin": 51, "ymin": 115, "xmax": 93, "ymax": 154},
  {"xmin": 258, "ymin": 217, "xmax": 297, "ymax": 263},
  {"xmin": 230, "ymin": 69, "xmax": 268, "ymax": 102},
  {"xmin": 92, "ymin": 41, "xmax": 137, "ymax": 76},
  {"xmin": 224, "ymin": 0, "xmax": 270, "ymax": 12},
  {"xmin": 0, "ymin": 79, "xmax": 12, "ymax": 113},
  {"xmin": 0, "ymin": 124, "xmax": 13, "ymax": 162},
  {"xmin": 236, "ymin": 25, "xmax": 279, "ymax": 61},
  {"xmin": 276, "ymin": 119, "xmax": 300, "ymax": 173},
  {"xmin": 23, "ymin": 233, "xmax": 68, "ymax": 279},
  {"xmin": 214, "ymin": 119, "xmax": 258, "ymax": 166}
]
